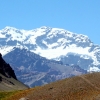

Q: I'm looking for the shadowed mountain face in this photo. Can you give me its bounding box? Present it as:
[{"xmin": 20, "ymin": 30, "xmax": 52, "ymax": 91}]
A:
[
  {"xmin": 3, "ymin": 48, "xmax": 87, "ymax": 87},
  {"xmin": 0, "ymin": 53, "xmax": 28, "ymax": 91},
  {"xmin": 0, "ymin": 53, "xmax": 17, "ymax": 80}
]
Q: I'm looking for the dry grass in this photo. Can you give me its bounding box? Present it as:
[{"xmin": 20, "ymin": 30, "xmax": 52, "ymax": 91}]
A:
[
  {"xmin": 5, "ymin": 88, "xmax": 34, "ymax": 100},
  {"xmin": 0, "ymin": 91, "xmax": 18, "ymax": 100},
  {"xmin": 3, "ymin": 72, "xmax": 100, "ymax": 100},
  {"xmin": 5, "ymin": 86, "xmax": 41, "ymax": 100}
]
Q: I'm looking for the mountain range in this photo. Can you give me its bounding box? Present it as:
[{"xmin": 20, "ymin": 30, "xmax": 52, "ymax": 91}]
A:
[
  {"xmin": 3, "ymin": 48, "xmax": 87, "ymax": 87},
  {"xmin": 0, "ymin": 26, "xmax": 100, "ymax": 72},
  {"xmin": 0, "ymin": 26, "xmax": 100, "ymax": 86}
]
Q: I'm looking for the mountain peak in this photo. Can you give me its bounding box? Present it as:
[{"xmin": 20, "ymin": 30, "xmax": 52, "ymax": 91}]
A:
[
  {"xmin": 40, "ymin": 26, "xmax": 51, "ymax": 29},
  {"xmin": 0, "ymin": 26, "xmax": 100, "ymax": 72},
  {"xmin": 3, "ymin": 26, "xmax": 17, "ymax": 31}
]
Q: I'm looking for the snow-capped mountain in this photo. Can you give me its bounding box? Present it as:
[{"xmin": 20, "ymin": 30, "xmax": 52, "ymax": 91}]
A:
[
  {"xmin": 0, "ymin": 26, "xmax": 100, "ymax": 72},
  {"xmin": 3, "ymin": 48, "xmax": 87, "ymax": 87}
]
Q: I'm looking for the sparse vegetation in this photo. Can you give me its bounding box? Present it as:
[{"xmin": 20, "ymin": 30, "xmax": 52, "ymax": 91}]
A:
[
  {"xmin": 0, "ymin": 91, "xmax": 18, "ymax": 100},
  {"xmin": 4, "ymin": 87, "xmax": 40, "ymax": 100}
]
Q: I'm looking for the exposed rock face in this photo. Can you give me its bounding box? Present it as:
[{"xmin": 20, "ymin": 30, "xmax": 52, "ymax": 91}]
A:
[
  {"xmin": 3, "ymin": 48, "xmax": 87, "ymax": 87},
  {"xmin": 0, "ymin": 53, "xmax": 17, "ymax": 80}
]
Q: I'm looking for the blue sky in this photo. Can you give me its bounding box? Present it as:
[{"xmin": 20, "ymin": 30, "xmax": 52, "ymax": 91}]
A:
[{"xmin": 0, "ymin": 0, "xmax": 100, "ymax": 44}]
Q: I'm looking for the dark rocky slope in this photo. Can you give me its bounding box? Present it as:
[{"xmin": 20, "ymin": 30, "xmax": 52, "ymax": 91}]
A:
[
  {"xmin": 0, "ymin": 53, "xmax": 17, "ymax": 80},
  {"xmin": 0, "ymin": 53, "xmax": 28, "ymax": 91}
]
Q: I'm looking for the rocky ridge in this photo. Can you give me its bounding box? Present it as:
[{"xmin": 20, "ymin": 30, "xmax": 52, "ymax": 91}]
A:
[{"xmin": 3, "ymin": 48, "xmax": 87, "ymax": 87}]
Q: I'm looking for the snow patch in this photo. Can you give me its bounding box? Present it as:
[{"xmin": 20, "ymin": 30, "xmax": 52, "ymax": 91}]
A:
[
  {"xmin": 88, "ymin": 67, "xmax": 100, "ymax": 72},
  {"xmin": 0, "ymin": 34, "xmax": 5, "ymax": 38}
]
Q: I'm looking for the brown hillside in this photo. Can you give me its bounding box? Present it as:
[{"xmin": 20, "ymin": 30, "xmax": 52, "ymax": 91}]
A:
[
  {"xmin": 7, "ymin": 72, "xmax": 100, "ymax": 100},
  {"xmin": 23, "ymin": 72, "xmax": 100, "ymax": 100}
]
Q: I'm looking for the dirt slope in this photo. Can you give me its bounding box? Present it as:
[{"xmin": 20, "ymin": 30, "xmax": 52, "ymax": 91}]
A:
[{"xmin": 6, "ymin": 72, "xmax": 100, "ymax": 100}]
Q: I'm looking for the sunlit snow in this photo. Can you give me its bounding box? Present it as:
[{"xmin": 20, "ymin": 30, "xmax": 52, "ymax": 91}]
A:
[{"xmin": 0, "ymin": 26, "xmax": 100, "ymax": 72}]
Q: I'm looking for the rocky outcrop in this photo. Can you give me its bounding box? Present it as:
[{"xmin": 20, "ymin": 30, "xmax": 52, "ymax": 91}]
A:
[{"xmin": 0, "ymin": 53, "xmax": 17, "ymax": 80}]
